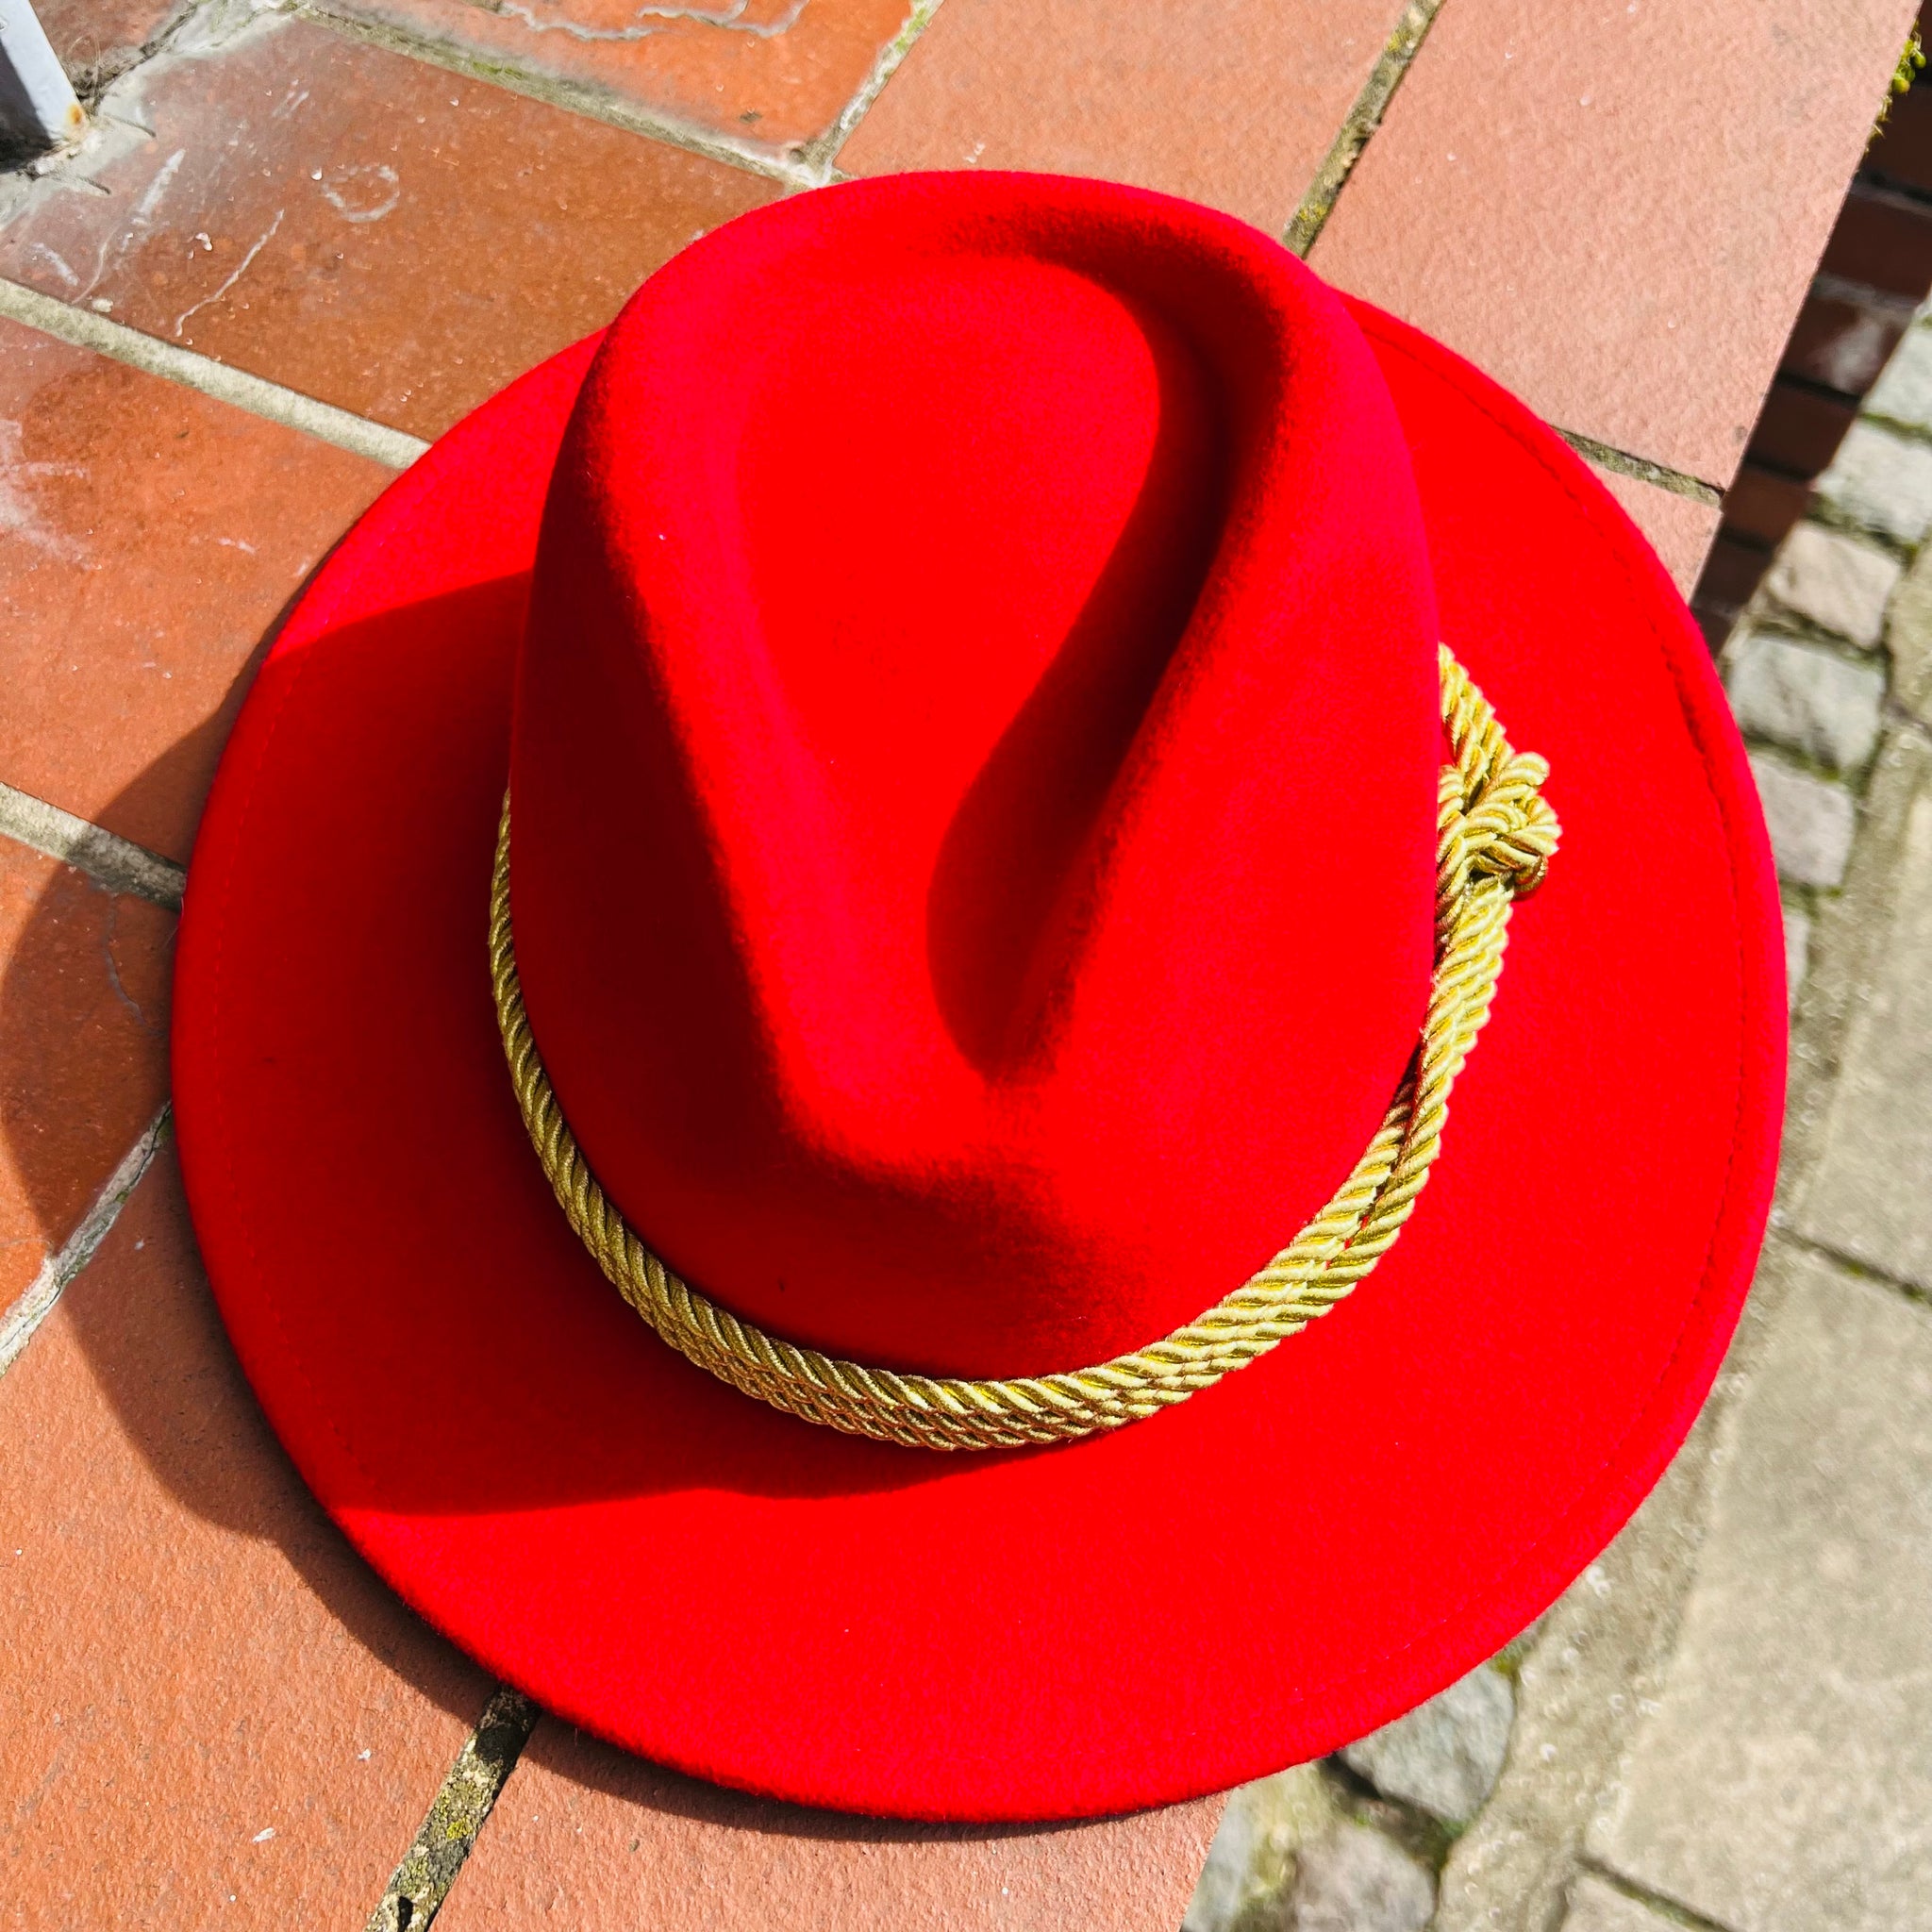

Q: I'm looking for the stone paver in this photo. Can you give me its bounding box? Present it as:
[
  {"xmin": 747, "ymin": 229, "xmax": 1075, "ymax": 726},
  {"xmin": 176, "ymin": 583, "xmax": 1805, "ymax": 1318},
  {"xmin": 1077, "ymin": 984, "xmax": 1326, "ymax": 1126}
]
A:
[
  {"xmin": 1724, "ymin": 630, "xmax": 1885, "ymax": 772},
  {"xmin": 436, "ymin": 1721, "xmax": 1223, "ymax": 1930},
  {"xmin": 840, "ymin": 0, "xmax": 1395, "ymax": 237},
  {"xmin": 1341, "ymin": 1666, "xmax": 1514, "ymax": 1826},
  {"xmin": 1747, "ymin": 753, "xmax": 1857, "ymax": 887},
  {"xmin": 1559, "ymin": 1875, "xmax": 1681, "ymax": 1932},
  {"xmin": 1785, "ymin": 904, "xmax": 1813, "ymax": 999},
  {"xmin": 1866, "ymin": 316, "xmax": 1932, "ymax": 431},
  {"xmin": 1292, "ymin": 1822, "xmax": 1434, "ymax": 1932},
  {"xmin": 0, "ymin": 9, "xmax": 779, "ymax": 441},
  {"xmin": 0, "ymin": 837, "xmax": 173, "ymax": 1313},
  {"xmin": 0, "ymin": 1151, "xmax": 491, "ymax": 1925},
  {"xmin": 1796, "ymin": 784, "xmax": 1932, "ymax": 1291},
  {"xmin": 1591, "ymin": 1253, "xmax": 1932, "ymax": 1932},
  {"xmin": 1887, "ymin": 520, "xmax": 1932, "ymax": 729},
  {"xmin": 1184, "ymin": 1766, "xmax": 1338, "ymax": 1932},
  {"xmin": 0, "ymin": 315, "xmax": 391, "ymax": 862},
  {"xmin": 1427, "ymin": 1434, "xmax": 1721, "ymax": 1932},
  {"xmin": 318, "ymin": 0, "xmax": 913, "ymax": 160},
  {"xmin": 1759, "ymin": 521, "xmax": 1901, "ymax": 647},
  {"xmin": 1311, "ymin": 0, "xmax": 1920, "ymax": 484},
  {"xmin": 1818, "ymin": 420, "xmax": 1932, "ymax": 541}
]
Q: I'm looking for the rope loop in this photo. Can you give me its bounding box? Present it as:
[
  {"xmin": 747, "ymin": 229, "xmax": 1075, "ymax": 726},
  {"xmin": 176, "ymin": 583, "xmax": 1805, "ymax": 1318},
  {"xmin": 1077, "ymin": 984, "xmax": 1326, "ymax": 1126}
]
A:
[{"xmin": 490, "ymin": 643, "xmax": 1558, "ymax": 1451}]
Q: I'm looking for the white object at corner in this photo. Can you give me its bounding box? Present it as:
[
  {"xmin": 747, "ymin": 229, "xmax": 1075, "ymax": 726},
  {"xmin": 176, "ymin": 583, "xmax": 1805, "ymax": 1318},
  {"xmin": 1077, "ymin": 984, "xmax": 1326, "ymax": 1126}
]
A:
[{"xmin": 0, "ymin": 0, "xmax": 84, "ymax": 151}]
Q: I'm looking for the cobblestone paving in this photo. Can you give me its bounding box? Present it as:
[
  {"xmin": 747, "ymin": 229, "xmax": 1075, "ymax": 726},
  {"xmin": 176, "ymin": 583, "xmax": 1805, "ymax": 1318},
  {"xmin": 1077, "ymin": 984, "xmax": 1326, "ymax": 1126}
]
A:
[
  {"xmin": 1185, "ymin": 296, "xmax": 1932, "ymax": 1932},
  {"xmin": 0, "ymin": 0, "xmax": 1921, "ymax": 1923}
]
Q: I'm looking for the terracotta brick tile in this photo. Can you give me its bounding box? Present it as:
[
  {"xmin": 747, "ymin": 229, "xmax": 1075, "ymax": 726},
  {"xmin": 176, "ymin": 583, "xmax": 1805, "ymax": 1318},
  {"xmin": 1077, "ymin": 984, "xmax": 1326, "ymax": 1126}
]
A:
[
  {"xmin": 1311, "ymin": 0, "xmax": 1922, "ymax": 486},
  {"xmin": 33, "ymin": 0, "xmax": 181, "ymax": 89},
  {"xmin": 0, "ymin": 317, "xmax": 391, "ymax": 864},
  {"xmin": 316, "ymin": 0, "xmax": 913, "ymax": 158},
  {"xmin": 0, "ymin": 1151, "xmax": 488, "ymax": 1924},
  {"xmin": 438, "ymin": 1721, "xmax": 1222, "ymax": 1930},
  {"xmin": 0, "ymin": 13, "xmax": 780, "ymax": 440},
  {"xmin": 837, "ymin": 0, "xmax": 1398, "ymax": 237},
  {"xmin": 1589, "ymin": 467, "xmax": 1720, "ymax": 600},
  {"xmin": 0, "ymin": 838, "xmax": 172, "ymax": 1315}
]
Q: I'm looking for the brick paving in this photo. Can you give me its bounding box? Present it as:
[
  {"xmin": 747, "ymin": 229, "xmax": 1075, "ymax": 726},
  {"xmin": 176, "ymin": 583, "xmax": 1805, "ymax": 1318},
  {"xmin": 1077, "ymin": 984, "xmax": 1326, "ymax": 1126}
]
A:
[
  {"xmin": 837, "ymin": 0, "xmax": 1400, "ymax": 233},
  {"xmin": 1312, "ymin": 0, "xmax": 1917, "ymax": 487},
  {"xmin": 0, "ymin": 312, "xmax": 391, "ymax": 858},
  {"xmin": 434, "ymin": 1733, "xmax": 1219, "ymax": 1929},
  {"xmin": 0, "ymin": 0, "xmax": 1922, "ymax": 1923},
  {"xmin": 0, "ymin": 843, "xmax": 171, "ymax": 1314},
  {"xmin": 0, "ymin": 9, "xmax": 780, "ymax": 439},
  {"xmin": 1, "ymin": 1152, "xmax": 491, "ymax": 1924}
]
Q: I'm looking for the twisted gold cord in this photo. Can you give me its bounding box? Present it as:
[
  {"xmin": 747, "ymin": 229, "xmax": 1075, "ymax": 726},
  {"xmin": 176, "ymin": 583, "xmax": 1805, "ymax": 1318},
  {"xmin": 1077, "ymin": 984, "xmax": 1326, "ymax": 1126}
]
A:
[{"xmin": 490, "ymin": 646, "xmax": 1558, "ymax": 1451}]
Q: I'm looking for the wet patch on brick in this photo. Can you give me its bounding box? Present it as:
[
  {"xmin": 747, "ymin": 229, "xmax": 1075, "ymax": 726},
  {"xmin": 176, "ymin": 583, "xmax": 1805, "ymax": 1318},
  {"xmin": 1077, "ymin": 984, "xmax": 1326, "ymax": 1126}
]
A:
[{"xmin": 0, "ymin": 10, "xmax": 780, "ymax": 439}]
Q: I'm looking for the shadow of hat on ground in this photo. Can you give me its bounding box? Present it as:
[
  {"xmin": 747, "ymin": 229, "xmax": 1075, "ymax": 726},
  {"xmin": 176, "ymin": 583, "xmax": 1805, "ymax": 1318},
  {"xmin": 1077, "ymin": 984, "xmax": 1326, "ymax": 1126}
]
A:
[
  {"xmin": 0, "ymin": 631, "xmax": 484, "ymax": 1727},
  {"xmin": 0, "ymin": 603, "xmax": 1080, "ymax": 1842},
  {"xmin": 533, "ymin": 1718, "xmax": 1083, "ymax": 1846}
]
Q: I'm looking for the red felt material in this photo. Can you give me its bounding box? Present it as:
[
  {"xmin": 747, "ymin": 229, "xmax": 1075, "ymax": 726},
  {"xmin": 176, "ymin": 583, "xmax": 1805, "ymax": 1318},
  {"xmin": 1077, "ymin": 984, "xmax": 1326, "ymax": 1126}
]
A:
[
  {"xmin": 172, "ymin": 174, "xmax": 1785, "ymax": 1823},
  {"xmin": 513, "ymin": 179, "xmax": 1438, "ymax": 1375}
]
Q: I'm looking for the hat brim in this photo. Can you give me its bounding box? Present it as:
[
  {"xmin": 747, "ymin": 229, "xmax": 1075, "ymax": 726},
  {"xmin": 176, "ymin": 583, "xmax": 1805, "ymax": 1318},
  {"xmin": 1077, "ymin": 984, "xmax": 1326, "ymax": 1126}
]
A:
[{"xmin": 173, "ymin": 292, "xmax": 1783, "ymax": 1823}]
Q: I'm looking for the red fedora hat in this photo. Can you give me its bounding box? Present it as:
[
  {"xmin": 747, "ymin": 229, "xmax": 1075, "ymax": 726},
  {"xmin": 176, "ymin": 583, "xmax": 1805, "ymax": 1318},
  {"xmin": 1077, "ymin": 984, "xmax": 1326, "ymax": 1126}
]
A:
[{"xmin": 172, "ymin": 171, "xmax": 1783, "ymax": 1823}]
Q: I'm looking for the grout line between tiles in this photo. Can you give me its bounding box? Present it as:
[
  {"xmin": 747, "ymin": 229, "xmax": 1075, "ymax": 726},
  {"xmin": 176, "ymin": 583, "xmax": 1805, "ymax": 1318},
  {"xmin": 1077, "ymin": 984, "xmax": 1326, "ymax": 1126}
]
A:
[
  {"xmin": 1774, "ymin": 1226, "xmax": 1931, "ymax": 1311},
  {"xmin": 0, "ymin": 780, "xmax": 188, "ymax": 911},
  {"xmin": 0, "ymin": 1107, "xmax": 172, "ymax": 1376},
  {"xmin": 365, "ymin": 1687, "xmax": 541, "ymax": 1932},
  {"xmin": 0, "ymin": 275, "xmax": 428, "ymax": 467},
  {"xmin": 807, "ymin": 0, "xmax": 945, "ymax": 175},
  {"xmin": 1558, "ymin": 428, "xmax": 1724, "ymax": 506},
  {"xmin": 1574, "ymin": 1856, "xmax": 1740, "ymax": 1932},
  {"xmin": 291, "ymin": 0, "xmax": 823, "ymax": 191},
  {"xmin": 1283, "ymin": 0, "xmax": 1447, "ymax": 258}
]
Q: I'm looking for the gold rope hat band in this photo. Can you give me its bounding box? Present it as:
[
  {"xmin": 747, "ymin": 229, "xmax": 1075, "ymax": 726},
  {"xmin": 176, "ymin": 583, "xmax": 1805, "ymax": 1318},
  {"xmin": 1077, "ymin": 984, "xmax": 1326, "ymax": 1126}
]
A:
[{"xmin": 490, "ymin": 646, "xmax": 1558, "ymax": 1452}]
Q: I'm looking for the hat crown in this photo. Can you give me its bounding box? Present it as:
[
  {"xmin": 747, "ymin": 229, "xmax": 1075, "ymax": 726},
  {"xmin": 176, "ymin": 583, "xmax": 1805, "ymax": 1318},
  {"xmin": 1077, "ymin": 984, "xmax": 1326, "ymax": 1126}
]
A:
[{"xmin": 508, "ymin": 174, "xmax": 1441, "ymax": 1379}]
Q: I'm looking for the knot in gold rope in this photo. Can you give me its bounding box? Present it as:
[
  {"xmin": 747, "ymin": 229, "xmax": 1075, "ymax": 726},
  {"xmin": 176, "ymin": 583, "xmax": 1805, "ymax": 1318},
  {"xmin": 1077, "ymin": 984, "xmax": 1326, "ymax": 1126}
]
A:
[
  {"xmin": 491, "ymin": 643, "xmax": 1558, "ymax": 1451},
  {"xmin": 1438, "ymin": 651, "xmax": 1560, "ymax": 901}
]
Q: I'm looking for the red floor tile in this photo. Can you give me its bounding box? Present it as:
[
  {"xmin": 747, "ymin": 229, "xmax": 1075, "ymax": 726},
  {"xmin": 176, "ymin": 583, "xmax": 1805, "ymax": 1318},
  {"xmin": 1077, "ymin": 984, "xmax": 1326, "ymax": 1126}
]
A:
[
  {"xmin": 437, "ymin": 1720, "xmax": 1223, "ymax": 1930},
  {"xmin": 0, "ymin": 317, "xmax": 391, "ymax": 865},
  {"xmin": 0, "ymin": 1151, "xmax": 488, "ymax": 1925},
  {"xmin": 839, "ymin": 0, "xmax": 1396, "ymax": 237},
  {"xmin": 1310, "ymin": 0, "xmax": 1921, "ymax": 485},
  {"xmin": 317, "ymin": 0, "xmax": 913, "ymax": 158},
  {"xmin": 33, "ymin": 0, "xmax": 180, "ymax": 87},
  {"xmin": 0, "ymin": 838, "xmax": 173, "ymax": 1315},
  {"xmin": 0, "ymin": 14, "xmax": 779, "ymax": 440}
]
